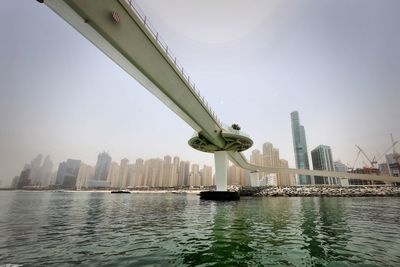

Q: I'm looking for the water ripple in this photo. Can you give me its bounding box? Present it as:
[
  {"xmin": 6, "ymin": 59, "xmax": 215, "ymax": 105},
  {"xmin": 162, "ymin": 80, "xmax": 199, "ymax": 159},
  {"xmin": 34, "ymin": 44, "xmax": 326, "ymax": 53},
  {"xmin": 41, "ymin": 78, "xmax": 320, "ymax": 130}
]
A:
[{"xmin": 0, "ymin": 192, "xmax": 399, "ymax": 266}]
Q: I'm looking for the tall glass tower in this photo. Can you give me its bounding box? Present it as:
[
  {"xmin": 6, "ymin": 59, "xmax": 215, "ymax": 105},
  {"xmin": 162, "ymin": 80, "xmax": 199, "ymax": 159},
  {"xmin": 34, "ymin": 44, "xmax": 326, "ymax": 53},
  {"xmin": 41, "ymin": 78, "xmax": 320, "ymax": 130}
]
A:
[
  {"xmin": 290, "ymin": 111, "xmax": 311, "ymax": 184},
  {"xmin": 94, "ymin": 152, "xmax": 112, "ymax": 181},
  {"xmin": 311, "ymin": 145, "xmax": 335, "ymax": 185}
]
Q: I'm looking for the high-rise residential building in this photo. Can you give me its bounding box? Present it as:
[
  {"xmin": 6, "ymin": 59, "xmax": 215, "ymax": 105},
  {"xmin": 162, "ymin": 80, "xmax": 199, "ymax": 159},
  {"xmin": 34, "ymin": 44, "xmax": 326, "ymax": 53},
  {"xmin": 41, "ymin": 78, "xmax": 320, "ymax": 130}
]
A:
[
  {"xmin": 262, "ymin": 143, "xmax": 273, "ymax": 167},
  {"xmin": 250, "ymin": 149, "xmax": 263, "ymax": 165},
  {"xmin": 278, "ymin": 159, "xmax": 295, "ymax": 186},
  {"xmin": 108, "ymin": 161, "xmax": 120, "ymax": 188},
  {"xmin": 143, "ymin": 159, "xmax": 152, "ymax": 186},
  {"xmin": 17, "ymin": 164, "xmax": 32, "ymax": 188},
  {"xmin": 334, "ymin": 161, "xmax": 349, "ymax": 186},
  {"xmin": 133, "ymin": 158, "xmax": 144, "ymax": 186},
  {"xmin": 154, "ymin": 158, "xmax": 163, "ymax": 187},
  {"xmin": 76, "ymin": 163, "xmax": 95, "ymax": 189},
  {"xmin": 272, "ymin": 148, "xmax": 280, "ymax": 167},
  {"xmin": 228, "ymin": 164, "xmax": 244, "ymax": 185},
  {"xmin": 119, "ymin": 158, "xmax": 129, "ymax": 188},
  {"xmin": 228, "ymin": 165, "xmax": 237, "ymax": 185},
  {"xmin": 56, "ymin": 159, "xmax": 81, "ymax": 188},
  {"xmin": 171, "ymin": 156, "xmax": 180, "ymax": 186},
  {"xmin": 190, "ymin": 164, "xmax": 201, "ymax": 186},
  {"xmin": 251, "ymin": 142, "xmax": 292, "ymax": 186},
  {"xmin": 127, "ymin": 164, "xmax": 135, "ymax": 187},
  {"xmin": 39, "ymin": 155, "xmax": 53, "ymax": 186},
  {"xmin": 311, "ymin": 145, "xmax": 335, "ymax": 185},
  {"xmin": 178, "ymin": 161, "xmax": 190, "ymax": 186},
  {"xmin": 94, "ymin": 152, "xmax": 112, "ymax": 181},
  {"xmin": 55, "ymin": 162, "xmax": 67, "ymax": 185},
  {"xmin": 162, "ymin": 155, "xmax": 172, "ymax": 187},
  {"xmin": 63, "ymin": 159, "xmax": 81, "ymax": 188},
  {"xmin": 291, "ymin": 111, "xmax": 311, "ymax": 185},
  {"xmin": 29, "ymin": 154, "xmax": 43, "ymax": 186},
  {"xmin": 201, "ymin": 165, "xmax": 213, "ymax": 186},
  {"xmin": 15, "ymin": 154, "xmax": 53, "ymax": 187},
  {"xmin": 266, "ymin": 173, "xmax": 278, "ymax": 186},
  {"xmin": 143, "ymin": 158, "xmax": 163, "ymax": 187}
]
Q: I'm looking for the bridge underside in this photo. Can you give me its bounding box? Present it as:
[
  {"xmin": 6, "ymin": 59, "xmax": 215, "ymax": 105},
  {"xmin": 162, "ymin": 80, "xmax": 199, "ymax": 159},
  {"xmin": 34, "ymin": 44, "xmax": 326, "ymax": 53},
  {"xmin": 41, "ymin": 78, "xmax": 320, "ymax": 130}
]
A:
[{"xmin": 44, "ymin": 0, "xmax": 226, "ymax": 148}]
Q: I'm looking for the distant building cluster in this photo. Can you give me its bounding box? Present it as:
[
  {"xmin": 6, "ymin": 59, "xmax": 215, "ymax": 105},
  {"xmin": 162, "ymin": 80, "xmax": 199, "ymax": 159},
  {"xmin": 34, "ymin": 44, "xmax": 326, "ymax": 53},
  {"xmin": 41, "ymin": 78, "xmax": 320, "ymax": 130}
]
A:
[
  {"xmin": 11, "ymin": 154, "xmax": 53, "ymax": 188},
  {"xmin": 12, "ymin": 152, "xmax": 213, "ymax": 189},
  {"xmin": 290, "ymin": 111, "xmax": 399, "ymax": 186},
  {"xmin": 10, "ymin": 111, "xmax": 399, "ymax": 189},
  {"xmin": 247, "ymin": 142, "xmax": 295, "ymax": 186}
]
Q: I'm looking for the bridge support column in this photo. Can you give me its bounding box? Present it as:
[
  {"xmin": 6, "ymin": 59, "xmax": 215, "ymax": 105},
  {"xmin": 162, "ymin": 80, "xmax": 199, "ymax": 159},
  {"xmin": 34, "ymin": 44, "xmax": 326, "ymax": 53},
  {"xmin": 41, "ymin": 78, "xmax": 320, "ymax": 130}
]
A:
[{"xmin": 214, "ymin": 151, "xmax": 228, "ymax": 191}]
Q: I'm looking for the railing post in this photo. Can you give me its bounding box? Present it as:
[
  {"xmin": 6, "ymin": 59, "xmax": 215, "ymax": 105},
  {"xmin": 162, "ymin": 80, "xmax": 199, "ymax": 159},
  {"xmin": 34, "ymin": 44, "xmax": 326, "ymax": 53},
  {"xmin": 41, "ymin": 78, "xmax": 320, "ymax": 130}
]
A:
[{"xmin": 144, "ymin": 16, "xmax": 147, "ymax": 25}]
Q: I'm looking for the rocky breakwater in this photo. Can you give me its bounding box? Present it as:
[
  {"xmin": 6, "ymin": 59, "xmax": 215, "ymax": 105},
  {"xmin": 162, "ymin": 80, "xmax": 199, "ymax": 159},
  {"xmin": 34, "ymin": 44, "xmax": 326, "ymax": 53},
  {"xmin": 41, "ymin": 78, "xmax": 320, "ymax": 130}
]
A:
[{"xmin": 239, "ymin": 186, "xmax": 400, "ymax": 197}]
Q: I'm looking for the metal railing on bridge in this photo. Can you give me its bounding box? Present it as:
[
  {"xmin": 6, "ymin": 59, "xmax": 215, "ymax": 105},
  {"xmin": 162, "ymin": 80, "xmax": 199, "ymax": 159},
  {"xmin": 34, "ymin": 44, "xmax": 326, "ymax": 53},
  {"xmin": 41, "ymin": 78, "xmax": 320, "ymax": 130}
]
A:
[{"xmin": 125, "ymin": 0, "xmax": 222, "ymax": 128}]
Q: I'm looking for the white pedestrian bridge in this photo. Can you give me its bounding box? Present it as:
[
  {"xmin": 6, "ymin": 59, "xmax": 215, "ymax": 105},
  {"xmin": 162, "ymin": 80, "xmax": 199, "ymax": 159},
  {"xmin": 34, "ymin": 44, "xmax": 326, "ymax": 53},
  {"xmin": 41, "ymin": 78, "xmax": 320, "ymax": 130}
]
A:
[{"xmin": 41, "ymin": 0, "xmax": 400, "ymax": 190}]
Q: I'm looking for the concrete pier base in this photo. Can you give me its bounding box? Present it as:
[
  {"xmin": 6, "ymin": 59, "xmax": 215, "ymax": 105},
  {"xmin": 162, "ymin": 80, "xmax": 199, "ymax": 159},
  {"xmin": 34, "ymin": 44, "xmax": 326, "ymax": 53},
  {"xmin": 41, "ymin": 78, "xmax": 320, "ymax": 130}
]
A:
[{"xmin": 200, "ymin": 191, "xmax": 240, "ymax": 201}]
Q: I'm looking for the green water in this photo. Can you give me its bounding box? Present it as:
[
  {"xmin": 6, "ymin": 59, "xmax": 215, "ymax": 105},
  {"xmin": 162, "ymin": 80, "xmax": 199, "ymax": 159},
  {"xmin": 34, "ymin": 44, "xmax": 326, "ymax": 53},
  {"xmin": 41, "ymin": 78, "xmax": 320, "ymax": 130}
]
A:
[{"xmin": 0, "ymin": 192, "xmax": 399, "ymax": 266}]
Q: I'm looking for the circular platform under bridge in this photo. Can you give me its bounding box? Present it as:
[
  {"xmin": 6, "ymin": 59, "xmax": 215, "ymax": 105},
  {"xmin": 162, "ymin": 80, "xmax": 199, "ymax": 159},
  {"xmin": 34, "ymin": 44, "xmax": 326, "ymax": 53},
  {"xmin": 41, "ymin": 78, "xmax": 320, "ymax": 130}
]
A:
[{"xmin": 188, "ymin": 127, "xmax": 253, "ymax": 153}]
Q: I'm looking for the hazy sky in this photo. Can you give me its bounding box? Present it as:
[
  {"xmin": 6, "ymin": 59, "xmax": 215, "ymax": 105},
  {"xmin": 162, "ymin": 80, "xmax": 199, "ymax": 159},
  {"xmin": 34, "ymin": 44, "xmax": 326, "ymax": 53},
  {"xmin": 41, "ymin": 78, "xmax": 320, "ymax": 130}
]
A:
[{"xmin": 1, "ymin": 0, "xmax": 399, "ymax": 186}]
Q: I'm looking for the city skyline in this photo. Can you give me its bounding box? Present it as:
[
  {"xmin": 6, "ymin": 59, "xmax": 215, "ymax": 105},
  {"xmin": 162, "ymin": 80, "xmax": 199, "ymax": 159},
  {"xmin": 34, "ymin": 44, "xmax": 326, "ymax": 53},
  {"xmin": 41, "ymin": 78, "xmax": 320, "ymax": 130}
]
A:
[
  {"xmin": 1, "ymin": 0, "xmax": 400, "ymax": 187},
  {"xmin": 11, "ymin": 151, "xmax": 217, "ymax": 189}
]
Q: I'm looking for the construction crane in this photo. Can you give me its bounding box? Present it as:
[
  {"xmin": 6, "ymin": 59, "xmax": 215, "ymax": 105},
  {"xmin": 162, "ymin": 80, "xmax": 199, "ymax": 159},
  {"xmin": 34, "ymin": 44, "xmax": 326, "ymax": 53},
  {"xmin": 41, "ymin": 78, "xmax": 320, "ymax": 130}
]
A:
[
  {"xmin": 351, "ymin": 149, "xmax": 362, "ymax": 170},
  {"xmin": 391, "ymin": 134, "xmax": 397, "ymax": 154},
  {"xmin": 352, "ymin": 136, "xmax": 399, "ymax": 170},
  {"xmin": 391, "ymin": 133, "xmax": 400, "ymax": 160},
  {"xmin": 346, "ymin": 162, "xmax": 353, "ymax": 170},
  {"xmin": 355, "ymin": 145, "xmax": 377, "ymax": 168},
  {"xmin": 375, "ymin": 139, "xmax": 399, "ymax": 163}
]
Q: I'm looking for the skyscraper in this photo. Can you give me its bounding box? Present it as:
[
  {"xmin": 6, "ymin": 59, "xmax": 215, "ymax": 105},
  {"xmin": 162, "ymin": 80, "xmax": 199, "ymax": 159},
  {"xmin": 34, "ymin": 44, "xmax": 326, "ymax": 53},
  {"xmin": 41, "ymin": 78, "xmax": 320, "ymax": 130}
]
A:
[
  {"xmin": 76, "ymin": 163, "xmax": 95, "ymax": 189},
  {"xmin": 250, "ymin": 149, "xmax": 263, "ymax": 165},
  {"xmin": 190, "ymin": 164, "xmax": 200, "ymax": 186},
  {"xmin": 119, "ymin": 158, "xmax": 129, "ymax": 187},
  {"xmin": 201, "ymin": 165, "xmax": 213, "ymax": 186},
  {"xmin": 39, "ymin": 155, "xmax": 53, "ymax": 186},
  {"xmin": 62, "ymin": 159, "xmax": 81, "ymax": 188},
  {"xmin": 291, "ymin": 111, "xmax": 311, "ymax": 185},
  {"xmin": 29, "ymin": 154, "xmax": 43, "ymax": 186},
  {"xmin": 162, "ymin": 155, "xmax": 172, "ymax": 187},
  {"xmin": 94, "ymin": 152, "xmax": 112, "ymax": 181},
  {"xmin": 17, "ymin": 164, "xmax": 31, "ymax": 188},
  {"xmin": 133, "ymin": 158, "xmax": 144, "ymax": 186},
  {"xmin": 55, "ymin": 161, "xmax": 67, "ymax": 185},
  {"xmin": 108, "ymin": 161, "xmax": 120, "ymax": 187},
  {"xmin": 171, "ymin": 156, "xmax": 180, "ymax": 186},
  {"xmin": 262, "ymin": 143, "xmax": 273, "ymax": 167},
  {"xmin": 311, "ymin": 145, "xmax": 335, "ymax": 185},
  {"xmin": 279, "ymin": 159, "xmax": 295, "ymax": 186}
]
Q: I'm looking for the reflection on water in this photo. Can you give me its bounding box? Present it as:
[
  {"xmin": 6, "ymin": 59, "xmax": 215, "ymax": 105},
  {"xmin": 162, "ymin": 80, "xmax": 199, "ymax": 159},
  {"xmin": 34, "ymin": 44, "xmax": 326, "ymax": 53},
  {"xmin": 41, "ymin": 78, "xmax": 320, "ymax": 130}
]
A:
[{"xmin": 0, "ymin": 192, "xmax": 400, "ymax": 266}]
